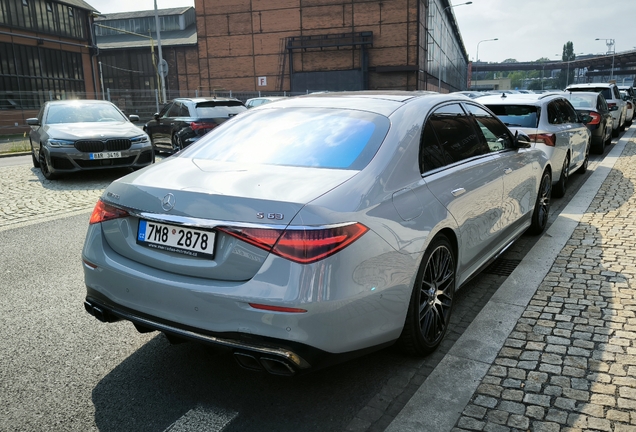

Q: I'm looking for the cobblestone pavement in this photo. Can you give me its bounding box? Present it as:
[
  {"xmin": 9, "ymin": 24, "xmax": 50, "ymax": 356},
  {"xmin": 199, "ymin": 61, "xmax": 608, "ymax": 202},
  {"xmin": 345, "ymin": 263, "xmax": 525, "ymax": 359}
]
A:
[
  {"xmin": 454, "ymin": 140, "xmax": 636, "ymax": 431},
  {"xmin": 0, "ymin": 164, "xmax": 126, "ymax": 232}
]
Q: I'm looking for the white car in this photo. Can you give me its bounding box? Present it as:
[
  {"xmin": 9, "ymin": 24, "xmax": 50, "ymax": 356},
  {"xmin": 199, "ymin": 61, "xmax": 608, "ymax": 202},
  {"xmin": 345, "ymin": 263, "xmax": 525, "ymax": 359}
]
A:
[
  {"xmin": 82, "ymin": 92, "xmax": 552, "ymax": 375},
  {"xmin": 480, "ymin": 93, "xmax": 591, "ymax": 198},
  {"xmin": 566, "ymin": 83, "xmax": 627, "ymax": 137},
  {"xmin": 620, "ymin": 90, "xmax": 634, "ymax": 126}
]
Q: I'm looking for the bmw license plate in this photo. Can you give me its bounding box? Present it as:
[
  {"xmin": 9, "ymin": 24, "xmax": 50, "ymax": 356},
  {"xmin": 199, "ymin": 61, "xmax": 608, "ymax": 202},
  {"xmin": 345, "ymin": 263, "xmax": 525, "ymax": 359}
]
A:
[
  {"xmin": 90, "ymin": 151, "xmax": 121, "ymax": 160},
  {"xmin": 137, "ymin": 220, "xmax": 215, "ymax": 259}
]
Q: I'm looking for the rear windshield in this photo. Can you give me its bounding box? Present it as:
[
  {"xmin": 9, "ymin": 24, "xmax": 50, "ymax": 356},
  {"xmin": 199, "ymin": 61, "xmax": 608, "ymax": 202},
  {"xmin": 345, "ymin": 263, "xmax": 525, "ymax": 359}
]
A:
[
  {"xmin": 564, "ymin": 94, "xmax": 597, "ymax": 109},
  {"xmin": 485, "ymin": 104, "xmax": 539, "ymax": 128},
  {"xmin": 569, "ymin": 87, "xmax": 612, "ymax": 100},
  {"xmin": 194, "ymin": 101, "xmax": 246, "ymax": 117},
  {"xmin": 182, "ymin": 107, "xmax": 390, "ymax": 170}
]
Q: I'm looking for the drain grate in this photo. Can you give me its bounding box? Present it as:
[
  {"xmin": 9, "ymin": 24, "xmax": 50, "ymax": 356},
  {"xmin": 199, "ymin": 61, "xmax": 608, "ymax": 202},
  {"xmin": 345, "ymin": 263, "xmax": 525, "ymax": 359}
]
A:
[{"xmin": 484, "ymin": 258, "xmax": 521, "ymax": 276}]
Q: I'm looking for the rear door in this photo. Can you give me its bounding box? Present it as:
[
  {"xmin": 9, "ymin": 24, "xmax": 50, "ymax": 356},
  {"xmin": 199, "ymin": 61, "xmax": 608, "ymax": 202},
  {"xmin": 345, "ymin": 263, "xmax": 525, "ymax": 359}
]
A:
[
  {"xmin": 464, "ymin": 103, "xmax": 538, "ymax": 235},
  {"xmin": 419, "ymin": 103, "xmax": 504, "ymax": 280},
  {"xmin": 556, "ymin": 99, "xmax": 588, "ymax": 171}
]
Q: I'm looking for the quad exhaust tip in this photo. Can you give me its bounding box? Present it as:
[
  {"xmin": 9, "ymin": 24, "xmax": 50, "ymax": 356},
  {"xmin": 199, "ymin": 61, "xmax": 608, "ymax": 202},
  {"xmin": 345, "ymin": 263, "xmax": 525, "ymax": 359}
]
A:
[{"xmin": 233, "ymin": 352, "xmax": 297, "ymax": 376}]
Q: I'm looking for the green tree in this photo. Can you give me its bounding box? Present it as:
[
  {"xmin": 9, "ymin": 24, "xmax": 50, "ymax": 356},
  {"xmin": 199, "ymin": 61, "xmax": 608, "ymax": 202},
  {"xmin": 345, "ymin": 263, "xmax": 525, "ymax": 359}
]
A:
[{"xmin": 557, "ymin": 42, "xmax": 576, "ymax": 89}]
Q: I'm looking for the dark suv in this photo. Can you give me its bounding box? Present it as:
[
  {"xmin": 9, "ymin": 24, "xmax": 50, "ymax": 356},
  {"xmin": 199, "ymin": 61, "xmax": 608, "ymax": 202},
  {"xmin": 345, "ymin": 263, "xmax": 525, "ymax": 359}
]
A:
[{"xmin": 144, "ymin": 97, "xmax": 246, "ymax": 153}]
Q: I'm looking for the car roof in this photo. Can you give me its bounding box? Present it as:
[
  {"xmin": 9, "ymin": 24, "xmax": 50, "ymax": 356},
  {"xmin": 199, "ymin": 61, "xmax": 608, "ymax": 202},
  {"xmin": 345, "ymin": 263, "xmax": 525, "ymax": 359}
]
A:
[
  {"xmin": 44, "ymin": 99, "xmax": 115, "ymax": 105},
  {"xmin": 478, "ymin": 92, "xmax": 563, "ymax": 105},
  {"xmin": 567, "ymin": 83, "xmax": 615, "ymax": 89},
  {"xmin": 256, "ymin": 91, "xmax": 475, "ymax": 116},
  {"xmin": 172, "ymin": 97, "xmax": 241, "ymax": 103}
]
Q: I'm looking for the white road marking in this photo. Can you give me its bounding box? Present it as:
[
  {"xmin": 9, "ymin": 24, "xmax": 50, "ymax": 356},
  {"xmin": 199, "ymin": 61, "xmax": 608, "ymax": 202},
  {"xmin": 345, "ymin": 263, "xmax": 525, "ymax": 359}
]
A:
[{"xmin": 163, "ymin": 405, "xmax": 238, "ymax": 432}]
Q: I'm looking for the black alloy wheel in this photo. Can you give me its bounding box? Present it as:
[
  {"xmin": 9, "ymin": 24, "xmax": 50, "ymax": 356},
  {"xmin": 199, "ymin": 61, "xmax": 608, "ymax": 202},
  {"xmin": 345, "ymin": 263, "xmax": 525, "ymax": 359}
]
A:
[
  {"xmin": 528, "ymin": 170, "xmax": 552, "ymax": 235},
  {"xmin": 39, "ymin": 150, "xmax": 57, "ymax": 180},
  {"xmin": 576, "ymin": 141, "xmax": 589, "ymax": 174},
  {"xmin": 552, "ymin": 153, "xmax": 569, "ymax": 198},
  {"xmin": 398, "ymin": 235, "xmax": 455, "ymax": 355}
]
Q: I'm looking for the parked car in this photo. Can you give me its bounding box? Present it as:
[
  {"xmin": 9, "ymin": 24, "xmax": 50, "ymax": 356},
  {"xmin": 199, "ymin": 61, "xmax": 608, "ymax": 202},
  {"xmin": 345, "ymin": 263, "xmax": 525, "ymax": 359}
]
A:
[
  {"xmin": 561, "ymin": 91, "xmax": 613, "ymax": 154},
  {"xmin": 566, "ymin": 83, "xmax": 626, "ymax": 136},
  {"xmin": 479, "ymin": 93, "xmax": 591, "ymax": 198},
  {"xmin": 620, "ymin": 90, "xmax": 634, "ymax": 127},
  {"xmin": 27, "ymin": 100, "xmax": 154, "ymax": 180},
  {"xmin": 245, "ymin": 96, "xmax": 286, "ymax": 108},
  {"xmin": 82, "ymin": 91, "xmax": 552, "ymax": 375},
  {"xmin": 144, "ymin": 97, "xmax": 246, "ymax": 153}
]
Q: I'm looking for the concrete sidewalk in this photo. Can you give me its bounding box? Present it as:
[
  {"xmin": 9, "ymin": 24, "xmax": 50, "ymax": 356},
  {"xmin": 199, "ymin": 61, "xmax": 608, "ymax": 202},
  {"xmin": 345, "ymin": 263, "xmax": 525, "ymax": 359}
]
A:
[{"xmin": 387, "ymin": 128, "xmax": 636, "ymax": 432}]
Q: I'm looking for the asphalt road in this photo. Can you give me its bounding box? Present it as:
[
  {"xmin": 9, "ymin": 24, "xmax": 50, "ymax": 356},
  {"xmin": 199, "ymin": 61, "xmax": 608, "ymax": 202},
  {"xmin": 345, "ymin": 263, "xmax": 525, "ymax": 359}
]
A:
[{"xmin": 0, "ymin": 134, "xmax": 625, "ymax": 431}]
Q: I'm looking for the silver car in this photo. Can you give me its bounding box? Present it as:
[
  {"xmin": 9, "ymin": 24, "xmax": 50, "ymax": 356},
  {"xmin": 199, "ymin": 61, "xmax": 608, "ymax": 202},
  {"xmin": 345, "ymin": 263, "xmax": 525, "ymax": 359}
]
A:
[
  {"xmin": 27, "ymin": 100, "xmax": 154, "ymax": 180},
  {"xmin": 82, "ymin": 92, "xmax": 552, "ymax": 375},
  {"xmin": 479, "ymin": 93, "xmax": 591, "ymax": 198}
]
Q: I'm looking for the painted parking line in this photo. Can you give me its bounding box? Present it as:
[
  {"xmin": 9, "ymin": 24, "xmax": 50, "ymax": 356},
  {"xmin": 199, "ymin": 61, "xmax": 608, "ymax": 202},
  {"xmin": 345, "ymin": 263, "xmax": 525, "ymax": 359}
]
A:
[{"xmin": 163, "ymin": 405, "xmax": 238, "ymax": 432}]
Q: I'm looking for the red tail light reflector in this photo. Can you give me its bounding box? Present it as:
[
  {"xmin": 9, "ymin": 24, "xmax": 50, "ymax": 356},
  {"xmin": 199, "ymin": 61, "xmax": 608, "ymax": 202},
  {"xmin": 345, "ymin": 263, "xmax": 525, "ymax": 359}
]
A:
[
  {"xmin": 248, "ymin": 303, "xmax": 307, "ymax": 313},
  {"xmin": 527, "ymin": 133, "xmax": 556, "ymax": 147},
  {"xmin": 190, "ymin": 122, "xmax": 218, "ymax": 131},
  {"xmin": 89, "ymin": 200, "xmax": 129, "ymax": 224},
  {"xmin": 586, "ymin": 112, "xmax": 601, "ymax": 125},
  {"xmin": 217, "ymin": 223, "xmax": 369, "ymax": 264}
]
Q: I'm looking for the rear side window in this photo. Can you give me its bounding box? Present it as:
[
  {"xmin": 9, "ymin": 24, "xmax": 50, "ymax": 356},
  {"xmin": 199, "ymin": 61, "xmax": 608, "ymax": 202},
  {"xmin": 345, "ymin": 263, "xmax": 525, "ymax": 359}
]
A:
[
  {"xmin": 556, "ymin": 99, "xmax": 579, "ymax": 123},
  {"xmin": 419, "ymin": 121, "xmax": 447, "ymax": 172},
  {"xmin": 464, "ymin": 104, "xmax": 513, "ymax": 152},
  {"xmin": 195, "ymin": 101, "xmax": 246, "ymax": 117},
  {"xmin": 547, "ymin": 102, "xmax": 562, "ymax": 124},
  {"xmin": 426, "ymin": 103, "xmax": 488, "ymax": 164},
  {"xmin": 184, "ymin": 107, "xmax": 389, "ymax": 170},
  {"xmin": 485, "ymin": 104, "xmax": 539, "ymax": 128}
]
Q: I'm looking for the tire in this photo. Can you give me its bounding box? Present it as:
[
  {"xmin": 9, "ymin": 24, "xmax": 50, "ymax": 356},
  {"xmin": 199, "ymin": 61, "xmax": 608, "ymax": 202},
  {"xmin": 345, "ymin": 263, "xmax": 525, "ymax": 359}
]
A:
[
  {"xmin": 552, "ymin": 153, "xmax": 569, "ymax": 198},
  {"xmin": 39, "ymin": 150, "xmax": 58, "ymax": 180},
  {"xmin": 171, "ymin": 134, "xmax": 183, "ymax": 153},
  {"xmin": 612, "ymin": 126, "xmax": 620, "ymax": 138},
  {"xmin": 30, "ymin": 142, "xmax": 40, "ymax": 168},
  {"xmin": 528, "ymin": 170, "xmax": 552, "ymax": 235},
  {"xmin": 576, "ymin": 141, "xmax": 589, "ymax": 174},
  {"xmin": 398, "ymin": 234, "xmax": 455, "ymax": 356}
]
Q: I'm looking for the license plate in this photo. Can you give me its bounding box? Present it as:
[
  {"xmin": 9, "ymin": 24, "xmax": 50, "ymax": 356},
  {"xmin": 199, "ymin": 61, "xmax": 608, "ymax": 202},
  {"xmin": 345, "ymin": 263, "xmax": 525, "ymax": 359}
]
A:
[
  {"xmin": 137, "ymin": 220, "xmax": 215, "ymax": 259},
  {"xmin": 90, "ymin": 151, "xmax": 121, "ymax": 160}
]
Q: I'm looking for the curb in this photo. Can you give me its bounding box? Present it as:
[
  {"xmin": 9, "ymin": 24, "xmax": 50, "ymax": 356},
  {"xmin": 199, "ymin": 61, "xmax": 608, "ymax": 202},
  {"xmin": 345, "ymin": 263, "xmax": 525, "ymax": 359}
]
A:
[
  {"xmin": 385, "ymin": 127, "xmax": 636, "ymax": 432},
  {"xmin": 0, "ymin": 151, "xmax": 30, "ymax": 159}
]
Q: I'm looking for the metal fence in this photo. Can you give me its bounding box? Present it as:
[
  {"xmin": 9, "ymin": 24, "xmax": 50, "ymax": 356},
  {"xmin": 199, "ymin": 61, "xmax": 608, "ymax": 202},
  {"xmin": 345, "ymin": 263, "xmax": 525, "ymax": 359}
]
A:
[{"xmin": 0, "ymin": 88, "xmax": 325, "ymax": 134}]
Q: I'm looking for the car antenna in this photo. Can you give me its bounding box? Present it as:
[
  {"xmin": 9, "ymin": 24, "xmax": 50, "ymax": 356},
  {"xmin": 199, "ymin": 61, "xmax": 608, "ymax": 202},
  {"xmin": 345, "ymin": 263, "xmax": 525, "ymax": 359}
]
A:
[{"xmin": 501, "ymin": 92, "xmax": 507, "ymax": 98}]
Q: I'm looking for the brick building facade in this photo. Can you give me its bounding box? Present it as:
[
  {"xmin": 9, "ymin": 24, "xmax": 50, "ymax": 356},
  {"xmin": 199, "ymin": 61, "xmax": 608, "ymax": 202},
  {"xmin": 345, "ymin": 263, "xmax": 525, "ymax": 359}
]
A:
[{"xmin": 193, "ymin": 0, "xmax": 469, "ymax": 93}]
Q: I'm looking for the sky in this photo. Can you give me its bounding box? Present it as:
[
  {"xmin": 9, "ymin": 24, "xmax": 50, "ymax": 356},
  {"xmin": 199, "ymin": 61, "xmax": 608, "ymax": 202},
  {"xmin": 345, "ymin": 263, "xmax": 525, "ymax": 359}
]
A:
[{"xmin": 89, "ymin": 0, "xmax": 636, "ymax": 63}]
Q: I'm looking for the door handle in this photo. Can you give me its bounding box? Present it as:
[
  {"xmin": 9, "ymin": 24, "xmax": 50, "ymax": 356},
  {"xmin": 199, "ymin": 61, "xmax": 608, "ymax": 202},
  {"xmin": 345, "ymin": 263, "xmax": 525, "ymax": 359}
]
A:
[
  {"xmin": 451, "ymin": 188, "xmax": 466, "ymax": 197},
  {"xmin": 504, "ymin": 168, "xmax": 512, "ymax": 175}
]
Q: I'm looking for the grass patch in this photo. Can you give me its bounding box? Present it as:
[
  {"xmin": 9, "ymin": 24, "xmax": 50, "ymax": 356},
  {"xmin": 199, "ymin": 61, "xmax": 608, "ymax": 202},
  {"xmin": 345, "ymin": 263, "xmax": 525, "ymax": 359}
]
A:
[{"xmin": 9, "ymin": 140, "xmax": 30, "ymax": 152}]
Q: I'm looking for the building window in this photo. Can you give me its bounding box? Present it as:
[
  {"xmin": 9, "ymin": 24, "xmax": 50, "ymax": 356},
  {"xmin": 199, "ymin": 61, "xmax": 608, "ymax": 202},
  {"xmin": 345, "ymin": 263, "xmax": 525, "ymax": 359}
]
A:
[
  {"xmin": 68, "ymin": 7, "xmax": 73, "ymax": 17},
  {"xmin": 46, "ymin": 2, "xmax": 53, "ymax": 12},
  {"xmin": 22, "ymin": 0, "xmax": 28, "ymax": 6}
]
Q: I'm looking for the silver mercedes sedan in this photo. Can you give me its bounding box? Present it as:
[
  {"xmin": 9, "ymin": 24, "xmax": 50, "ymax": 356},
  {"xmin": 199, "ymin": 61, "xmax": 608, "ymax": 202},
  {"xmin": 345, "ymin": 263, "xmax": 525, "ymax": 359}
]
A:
[{"xmin": 82, "ymin": 91, "xmax": 552, "ymax": 375}]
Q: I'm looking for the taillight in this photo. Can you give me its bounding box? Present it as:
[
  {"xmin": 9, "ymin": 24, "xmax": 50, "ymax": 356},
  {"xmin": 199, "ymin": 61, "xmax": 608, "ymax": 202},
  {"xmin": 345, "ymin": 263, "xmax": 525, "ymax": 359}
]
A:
[
  {"xmin": 628, "ymin": 102, "xmax": 633, "ymax": 110},
  {"xmin": 217, "ymin": 223, "xmax": 368, "ymax": 264},
  {"xmin": 587, "ymin": 112, "xmax": 601, "ymax": 125},
  {"xmin": 89, "ymin": 200, "xmax": 129, "ymax": 224},
  {"xmin": 527, "ymin": 133, "xmax": 556, "ymax": 147},
  {"xmin": 190, "ymin": 121, "xmax": 217, "ymax": 131},
  {"xmin": 607, "ymin": 102, "xmax": 616, "ymax": 109}
]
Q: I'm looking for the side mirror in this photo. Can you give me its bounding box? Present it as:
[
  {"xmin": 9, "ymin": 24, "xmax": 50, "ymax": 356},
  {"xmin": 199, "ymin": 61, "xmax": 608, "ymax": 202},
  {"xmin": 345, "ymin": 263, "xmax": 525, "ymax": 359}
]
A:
[
  {"xmin": 26, "ymin": 118, "xmax": 40, "ymax": 126},
  {"xmin": 578, "ymin": 114, "xmax": 593, "ymax": 124},
  {"xmin": 609, "ymin": 105, "xmax": 619, "ymax": 111},
  {"xmin": 129, "ymin": 114, "xmax": 140, "ymax": 122},
  {"xmin": 153, "ymin": 112, "xmax": 160, "ymax": 120},
  {"xmin": 514, "ymin": 131, "xmax": 532, "ymax": 148}
]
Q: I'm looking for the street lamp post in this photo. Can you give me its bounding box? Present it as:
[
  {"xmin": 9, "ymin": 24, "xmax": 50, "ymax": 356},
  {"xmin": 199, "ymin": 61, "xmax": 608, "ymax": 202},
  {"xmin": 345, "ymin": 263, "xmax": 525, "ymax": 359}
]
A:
[
  {"xmin": 474, "ymin": 38, "xmax": 498, "ymax": 86},
  {"xmin": 595, "ymin": 38, "xmax": 616, "ymax": 81},
  {"xmin": 437, "ymin": 1, "xmax": 472, "ymax": 92}
]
